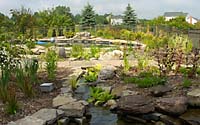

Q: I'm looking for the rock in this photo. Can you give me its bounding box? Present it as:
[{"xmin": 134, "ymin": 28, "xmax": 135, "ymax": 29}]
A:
[
  {"xmin": 58, "ymin": 47, "xmax": 66, "ymax": 58},
  {"xmin": 58, "ymin": 117, "xmax": 70, "ymax": 125},
  {"xmin": 31, "ymin": 45, "xmax": 45, "ymax": 55},
  {"xmin": 73, "ymin": 32, "xmax": 91, "ymax": 39},
  {"xmin": 53, "ymin": 95, "xmax": 76, "ymax": 107},
  {"xmin": 98, "ymin": 66, "xmax": 116, "ymax": 80},
  {"xmin": 74, "ymin": 117, "xmax": 86, "ymax": 125},
  {"xmin": 58, "ymin": 101, "xmax": 86, "ymax": 117},
  {"xmin": 8, "ymin": 116, "xmax": 44, "ymax": 125},
  {"xmin": 160, "ymin": 115, "xmax": 183, "ymax": 125},
  {"xmin": 31, "ymin": 108, "xmax": 65, "ymax": 124},
  {"xmin": 99, "ymin": 50, "xmax": 123, "ymax": 60},
  {"xmin": 40, "ymin": 83, "xmax": 54, "ymax": 92},
  {"xmin": 96, "ymin": 85, "xmax": 112, "ymax": 93},
  {"xmin": 125, "ymin": 115, "xmax": 146, "ymax": 123},
  {"xmin": 187, "ymin": 89, "xmax": 200, "ymax": 107},
  {"xmin": 121, "ymin": 90, "xmax": 138, "ymax": 97},
  {"xmin": 180, "ymin": 109, "xmax": 200, "ymax": 125},
  {"xmin": 104, "ymin": 99, "xmax": 117, "ymax": 107},
  {"xmin": 156, "ymin": 97, "xmax": 188, "ymax": 116},
  {"xmin": 150, "ymin": 85, "xmax": 171, "ymax": 97},
  {"xmin": 116, "ymin": 95, "xmax": 155, "ymax": 115},
  {"xmin": 142, "ymin": 113, "xmax": 162, "ymax": 121}
]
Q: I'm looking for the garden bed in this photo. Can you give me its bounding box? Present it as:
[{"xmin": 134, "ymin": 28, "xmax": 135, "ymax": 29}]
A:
[{"xmin": 0, "ymin": 67, "xmax": 72, "ymax": 124}]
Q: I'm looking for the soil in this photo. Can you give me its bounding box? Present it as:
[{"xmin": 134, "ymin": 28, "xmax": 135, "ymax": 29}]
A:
[{"xmin": 0, "ymin": 67, "xmax": 73, "ymax": 125}]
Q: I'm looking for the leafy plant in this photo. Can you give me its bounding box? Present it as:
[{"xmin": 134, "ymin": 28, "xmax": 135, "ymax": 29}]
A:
[
  {"xmin": 88, "ymin": 87, "xmax": 114, "ymax": 106},
  {"xmin": 90, "ymin": 45, "xmax": 100, "ymax": 59},
  {"xmin": 15, "ymin": 64, "xmax": 35, "ymax": 97},
  {"xmin": 45, "ymin": 48, "xmax": 58, "ymax": 80},
  {"xmin": 84, "ymin": 65, "xmax": 101, "ymax": 82},
  {"xmin": 69, "ymin": 76, "xmax": 78, "ymax": 91},
  {"xmin": 25, "ymin": 39, "xmax": 36, "ymax": 49},
  {"xmin": 71, "ymin": 44, "xmax": 84, "ymax": 58},
  {"xmin": 5, "ymin": 89, "xmax": 19, "ymax": 115}
]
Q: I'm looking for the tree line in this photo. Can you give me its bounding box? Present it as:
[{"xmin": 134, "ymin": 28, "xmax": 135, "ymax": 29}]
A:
[{"xmin": 0, "ymin": 3, "xmax": 137, "ymax": 40}]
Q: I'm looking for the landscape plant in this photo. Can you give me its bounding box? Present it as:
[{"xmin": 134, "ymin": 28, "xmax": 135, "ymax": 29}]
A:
[
  {"xmin": 5, "ymin": 88, "xmax": 19, "ymax": 115},
  {"xmin": 90, "ymin": 44, "xmax": 100, "ymax": 59},
  {"xmin": 15, "ymin": 64, "xmax": 35, "ymax": 97},
  {"xmin": 88, "ymin": 87, "xmax": 114, "ymax": 106},
  {"xmin": 71, "ymin": 44, "xmax": 84, "ymax": 59},
  {"xmin": 0, "ymin": 67, "xmax": 10, "ymax": 102},
  {"xmin": 69, "ymin": 75, "xmax": 78, "ymax": 91},
  {"xmin": 45, "ymin": 48, "xmax": 58, "ymax": 80},
  {"xmin": 84, "ymin": 65, "xmax": 101, "ymax": 82}
]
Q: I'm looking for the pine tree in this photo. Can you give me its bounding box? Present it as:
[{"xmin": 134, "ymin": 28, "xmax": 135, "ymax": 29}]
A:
[
  {"xmin": 81, "ymin": 3, "xmax": 96, "ymax": 29},
  {"xmin": 123, "ymin": 4, "xmax": 137, "ymax": 30}
]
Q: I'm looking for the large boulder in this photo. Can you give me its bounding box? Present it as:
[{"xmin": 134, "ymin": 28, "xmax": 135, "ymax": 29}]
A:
[
  {"xmin": 150, "ymin": 85, "xmax": 171, "ymax": 97},
  {"xmin": 155, "ymin": 97, "xmax": 188, "ymax": 116},
  {"xmin": 98, "ymin": 66, "xmax": 116, "ymax": 80},
  {"xmin": 187, "ymin": 89, "xmax": 200, "ymax": 107},
  {"xmin": 116, "ymin": 95, "xmax": 155, "ymax": 115},
  {"xmin": 99, "ymin": 50, "xmax": 123, "ymax": 60},
  {"xmin": 53, "ymin": 95, "xmax": 76, "ymax": 107}
]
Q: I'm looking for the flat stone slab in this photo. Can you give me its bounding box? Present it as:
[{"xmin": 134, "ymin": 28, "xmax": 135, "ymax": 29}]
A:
[
  {"xmin": 8, "ymin": 116, "xmax": 44, "ymax": 125},
  {"xmin": 53, "ymin": 95, "xmax": 76, "ymax": 107},
  {"xmin": 187, "ymin": 89, "xmax": 200, "ymax": 97},
  {"xmin": 58, "ymin": 101, "xmax": 86, "ymax": 117},
  {"xmin": 31, "ymin": 108, "xmax": 65, "ymax": 124}
]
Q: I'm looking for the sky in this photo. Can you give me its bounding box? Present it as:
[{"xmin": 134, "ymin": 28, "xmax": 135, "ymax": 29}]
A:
[{"xmin": 0, "ymin": 0, "xmax": 199, "ymax": 19}]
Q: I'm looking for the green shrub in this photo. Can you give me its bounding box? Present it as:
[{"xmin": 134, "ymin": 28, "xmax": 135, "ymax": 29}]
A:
[
  {"xmin": 71, "ymin": 44, "xmax": 84, "ymax": 58},
  {"xmin": 25, "ymin": 39, "xmax": 36, "ymax": 49},
  {"xmin": 45, "ymin": 48, "xmax": 58, "ymax": 80},
  {"xmin": 64, "ymin": 31, "xmax": 75, "ymax": 38},
  {"xmin": 90, "ymin": 45, "xmax": 100, "ymax": 59},
  {"xmin": 88, "ymin": 87, "xmax": 114, "ymax": 106}
]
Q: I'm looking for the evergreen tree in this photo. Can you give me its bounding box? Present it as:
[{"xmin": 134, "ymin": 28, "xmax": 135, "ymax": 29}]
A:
[
  {"xmin": 81, "ymin": 3, "xmax": 96, "ymax": 29},
  {"xmin": 123, "ymin": 4, "xmax": 137, "ymax": 30}
]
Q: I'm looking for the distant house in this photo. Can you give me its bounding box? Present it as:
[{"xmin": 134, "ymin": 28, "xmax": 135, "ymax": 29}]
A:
[
  {"xmin": 110, "ymin": 15, "xmax": 123, "ymax": 25},
  {"xmin": 164, "ymin": 12, "xmax": 198, "ymax": 25}
]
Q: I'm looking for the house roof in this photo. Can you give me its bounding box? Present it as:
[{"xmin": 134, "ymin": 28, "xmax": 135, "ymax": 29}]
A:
[
  {"xmin": 164, "ymin": 12, "xmax": 188, "ymax": 17},
  {"xmin": 111, "ymin": 15, "xmax": 123, "ymax": 19}
]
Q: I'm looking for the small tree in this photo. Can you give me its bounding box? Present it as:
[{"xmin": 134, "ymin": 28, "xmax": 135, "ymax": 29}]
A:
[
  {"xmin": 81, "ymin": 3, "xmax": 96, "ymax": 30},
  {"xmin": 123, "ymin": 4, "xmax": 137, "ymax": 30}
]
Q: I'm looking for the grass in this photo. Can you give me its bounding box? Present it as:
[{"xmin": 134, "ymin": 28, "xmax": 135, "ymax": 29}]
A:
[
  {"xmin": 182, "ymin": 78, "xmax": 192, "ymax": 88},
  {"xmin": 124, "ymin": 72, "xmax": 166, "ymax": 88},
  {"xmin": 69, "ymin": 76, "xmax": 78, "ymax": 91}
]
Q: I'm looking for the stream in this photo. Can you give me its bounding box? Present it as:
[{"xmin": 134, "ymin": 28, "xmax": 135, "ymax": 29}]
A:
[{"xmin": 74, "ymin": 79, "xmax": 146, "ymax": 125}]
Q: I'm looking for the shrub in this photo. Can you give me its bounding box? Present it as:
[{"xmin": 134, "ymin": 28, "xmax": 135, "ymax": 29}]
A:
[
  {"xmin": 64, "ymin": 31, "xmax": 75, "ymax": 38},
  {"xmin": 71, "ymin": 44, "xmax": 84, "ymax": 58},
  {"xmin": 25, "ymin": 39, "xmax": 36, "ymax": 49},
  {"xmin": 45, "ymin": 48, "xmax": 58, "ymax": 80},
  {"xmin": 90, "ymin": 45, "xmax": 100, "ymax": 59},
  {"xmin": 88, "ymin": 87, "xmax": 114, "ymax": 106}
]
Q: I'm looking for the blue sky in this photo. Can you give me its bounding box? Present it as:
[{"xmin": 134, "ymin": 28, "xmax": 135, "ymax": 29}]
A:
[{"xmin": 0, "ymin": 0, "xmax": 199, "ymax": 19}]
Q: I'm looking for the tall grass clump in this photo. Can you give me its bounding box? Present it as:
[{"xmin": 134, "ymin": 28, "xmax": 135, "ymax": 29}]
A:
[
  {"xmin": 90, "ymin": 45, "xmax": 100, "ymax": 59},
  {"xmin": 0, "ymin": 67, "xmax": 10, "ymax": 102},
  {"xmin": 15, "ymin": 64, "xmax": 35, "ymax": 97},
  {"xmin": 71, "ymin": 44, "xmax": 84, "ymax": 58},
  {"xmin": 45, "ymin": 48, "xmax": 58, "ymax": 80}
]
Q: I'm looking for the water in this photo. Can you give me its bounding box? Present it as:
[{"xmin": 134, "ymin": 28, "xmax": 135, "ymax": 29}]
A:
[{"xmin": 75, "ymin": 79, "xmax": 145, "ymax": 125}]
